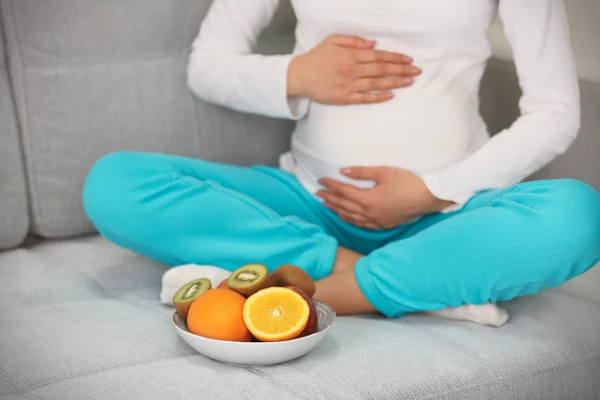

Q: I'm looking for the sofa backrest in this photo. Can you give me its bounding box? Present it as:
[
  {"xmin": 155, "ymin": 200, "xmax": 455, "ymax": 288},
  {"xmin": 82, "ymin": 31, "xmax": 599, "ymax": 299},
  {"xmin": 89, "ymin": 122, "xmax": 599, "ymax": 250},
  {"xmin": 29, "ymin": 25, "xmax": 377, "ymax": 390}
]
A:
[
  {"xmin": 0, "ymin": 6, "xmax": 28, "ymax": 249},
  {"xmin": 0, "ymin": 0, "xmax": 296, "ymax": 240},
  {"xmin": 0, "ymin": 0, "xmax": 598, "ymax": 249}
]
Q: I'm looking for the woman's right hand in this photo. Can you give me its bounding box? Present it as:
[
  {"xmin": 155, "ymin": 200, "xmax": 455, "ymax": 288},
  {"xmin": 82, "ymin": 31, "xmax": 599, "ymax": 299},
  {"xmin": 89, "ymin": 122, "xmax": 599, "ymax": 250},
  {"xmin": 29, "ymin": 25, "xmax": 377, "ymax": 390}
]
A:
[{"xmin": 287, "ymin": 35, "xmax": 420, "ymax": 105}]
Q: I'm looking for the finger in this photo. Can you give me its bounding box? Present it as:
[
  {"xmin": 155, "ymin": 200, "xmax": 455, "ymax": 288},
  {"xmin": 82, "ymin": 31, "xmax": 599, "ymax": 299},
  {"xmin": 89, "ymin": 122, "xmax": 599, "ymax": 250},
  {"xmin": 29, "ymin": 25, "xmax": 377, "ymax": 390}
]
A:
[
  {"xmin": 357, "ymin": 222, "xmax": 381, "ymax": 230},
  {"xmin": 333, "ymin": 208, "xmax": 378, "ymax": 228},
  {"xmin": 319, "ymin": 178, "xmax": 367, "ymax": 205},
  {"xmin": 340, "ymin": 166, "xmax": 383, "ymax": 181},
  {"xmin": 346, "ymin": 91, "xmax": 394, "ymax": 104},
  {"xmin": 318, "ymin": 190, "xmax": 364, "ymax": 213},
  {"xmin": 354, "ymin": 49, "xmax": 413, "ymax": 64},
  {"xmin": 324, "ymin": 202, "xmax": 371, "ymax": 223},
  {"xmin": 338, "ymin": 213, "xmax": 380, "ymax": 230},
  {"xmin": 358, "ymin": 63, "xmax": 422, "ymax": 78},
  {"xmin": 327, "ymin": 35, "xmax": 376, "ymax": 49},
  {"xmin": 353, "ymin": 76, "xmax": 414, "ymax": 92},
  {"xmin": 324, "ymin": 201, "xmax": 366, "ymax": 221}
]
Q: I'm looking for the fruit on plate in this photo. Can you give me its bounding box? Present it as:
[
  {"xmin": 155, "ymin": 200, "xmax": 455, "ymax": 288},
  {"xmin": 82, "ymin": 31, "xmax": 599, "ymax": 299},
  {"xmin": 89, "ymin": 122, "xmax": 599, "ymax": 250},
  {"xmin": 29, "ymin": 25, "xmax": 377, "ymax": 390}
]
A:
[
  {"xmin": 242, "ymin": 287, "xmax": 310, "ymax": 342},
  {"xmin": 217, "ymin": 279, "xmax": 229, "ymax": 290},
  {"xmin": 227, "ymin": 263, "xmax": 270, "ymax": 297},
  {"xmin": 269, "ymin": 264, "xmax": 316, "ymax": 297},
  {"xmin": 287, "ymin": 286, "xmax": 318, "ymax": 337},
  {"xmin": 173, "ymin": 278, "xmax": 212, "ymax": 318},
  {"xmin": 187, "ymin": 288, "xmax": 253, "ymax": 342}
]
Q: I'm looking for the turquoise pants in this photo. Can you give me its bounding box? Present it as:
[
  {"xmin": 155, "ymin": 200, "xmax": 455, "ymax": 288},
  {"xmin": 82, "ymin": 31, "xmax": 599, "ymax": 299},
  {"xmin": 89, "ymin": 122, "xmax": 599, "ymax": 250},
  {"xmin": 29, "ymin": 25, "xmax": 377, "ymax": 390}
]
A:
[{"xmin": 82, "ymin": 151, "xmax": 600, "ymax": 317}]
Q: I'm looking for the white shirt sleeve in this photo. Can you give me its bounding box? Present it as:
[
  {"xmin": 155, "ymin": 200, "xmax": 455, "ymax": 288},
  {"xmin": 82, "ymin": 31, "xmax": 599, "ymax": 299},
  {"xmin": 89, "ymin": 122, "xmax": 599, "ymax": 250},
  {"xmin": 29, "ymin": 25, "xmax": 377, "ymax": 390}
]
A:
[
  {"xmin": 421, "ymin": 0, "xmax": 581, "ymax": 208},
  {"xmin": 186, "ymin": 0, "xmax": 309, "ymax": 120}
]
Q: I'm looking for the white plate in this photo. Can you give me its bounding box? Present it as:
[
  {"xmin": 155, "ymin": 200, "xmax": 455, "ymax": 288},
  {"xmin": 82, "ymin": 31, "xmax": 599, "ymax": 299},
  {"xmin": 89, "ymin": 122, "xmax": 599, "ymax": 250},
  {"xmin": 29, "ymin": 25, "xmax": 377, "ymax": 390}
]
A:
[{"xmin": 172, "ymin": 299, "xmax": 336, "ymax": 367}]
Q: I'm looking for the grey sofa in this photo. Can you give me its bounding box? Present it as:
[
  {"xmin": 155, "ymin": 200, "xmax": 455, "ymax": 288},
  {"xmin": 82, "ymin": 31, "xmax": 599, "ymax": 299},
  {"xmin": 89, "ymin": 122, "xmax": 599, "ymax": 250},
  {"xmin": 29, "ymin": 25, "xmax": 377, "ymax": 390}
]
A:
[{"xmin": 1, "ymin": 1, "xmax": 599, "ymax": 399}]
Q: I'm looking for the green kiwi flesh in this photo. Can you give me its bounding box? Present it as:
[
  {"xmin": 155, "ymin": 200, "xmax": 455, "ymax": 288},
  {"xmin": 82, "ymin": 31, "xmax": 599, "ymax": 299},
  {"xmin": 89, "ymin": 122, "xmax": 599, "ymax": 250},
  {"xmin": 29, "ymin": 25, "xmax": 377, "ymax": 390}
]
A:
[
  {"xmin": 269, "ymin": 264, "xmax": 316, "ymax": 297},
  {"xmin": 173, "ymin": 278, "xmax": 211, "ymax": 318},
  {"xmin": 226, "ymin": 264, "xmax": 270, "ymax": 297}
]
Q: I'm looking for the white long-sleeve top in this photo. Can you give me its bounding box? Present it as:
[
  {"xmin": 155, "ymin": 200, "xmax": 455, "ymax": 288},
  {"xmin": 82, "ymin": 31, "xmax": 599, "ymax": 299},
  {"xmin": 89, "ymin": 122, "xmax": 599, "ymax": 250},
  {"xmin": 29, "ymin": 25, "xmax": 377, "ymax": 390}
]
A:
[{"xmin": 187, "ymin": 0, "xmax": 581, "ymax": 208}]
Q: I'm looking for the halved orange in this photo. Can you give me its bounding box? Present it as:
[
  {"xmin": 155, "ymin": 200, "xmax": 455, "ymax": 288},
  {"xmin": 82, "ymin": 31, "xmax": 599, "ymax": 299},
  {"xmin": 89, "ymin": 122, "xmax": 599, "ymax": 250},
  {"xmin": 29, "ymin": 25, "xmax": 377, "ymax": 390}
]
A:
[{"xmin": 242, "ymin": 287, "xmax": 310, "ymax": 342}]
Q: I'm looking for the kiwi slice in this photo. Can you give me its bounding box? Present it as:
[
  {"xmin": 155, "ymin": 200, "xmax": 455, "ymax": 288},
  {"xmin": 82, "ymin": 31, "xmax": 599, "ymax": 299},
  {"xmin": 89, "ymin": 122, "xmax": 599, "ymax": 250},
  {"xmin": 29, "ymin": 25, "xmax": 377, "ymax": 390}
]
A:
[
  {"xmin": 227, "ymin": 264, "xmax": 270, "ymax": 297},
  {"xmin": 173, "ymin": 278, "xmax": 211, "ymax": 318},
  {"xmin": 269, "ymin": 264, "xmax": 316, "ymax": 297}
]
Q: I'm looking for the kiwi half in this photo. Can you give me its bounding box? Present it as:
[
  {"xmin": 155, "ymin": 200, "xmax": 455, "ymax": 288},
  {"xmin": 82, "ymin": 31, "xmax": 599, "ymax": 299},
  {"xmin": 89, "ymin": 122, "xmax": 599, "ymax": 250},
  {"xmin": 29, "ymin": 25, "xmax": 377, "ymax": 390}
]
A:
[
  {"xmin": 269, "ymin": 264, "xmax": 316, "ymax": 297},
  {"xmin": 227, "ymin": 264, "xmax": 270, "ymax": 297},
  {"xmin": 173, "ymin": 278, "xmax": 211, "ymax": 318}
]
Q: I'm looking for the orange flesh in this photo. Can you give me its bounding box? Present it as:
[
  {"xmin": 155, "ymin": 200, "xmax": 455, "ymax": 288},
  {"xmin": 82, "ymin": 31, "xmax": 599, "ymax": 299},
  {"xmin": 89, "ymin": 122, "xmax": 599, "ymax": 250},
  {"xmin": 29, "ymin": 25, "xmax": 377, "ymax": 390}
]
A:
[{"xmin": 243, "ymin": 287, "xmax": 310, "ymax": 342}]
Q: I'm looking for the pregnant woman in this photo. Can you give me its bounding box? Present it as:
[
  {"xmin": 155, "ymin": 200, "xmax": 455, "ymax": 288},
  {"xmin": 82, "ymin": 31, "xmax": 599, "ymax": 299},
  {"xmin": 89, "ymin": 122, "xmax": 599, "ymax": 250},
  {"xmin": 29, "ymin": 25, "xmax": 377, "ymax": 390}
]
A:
[{"xmin": 83, "ymin": 0, "xmax": 600, "ymax": 324}]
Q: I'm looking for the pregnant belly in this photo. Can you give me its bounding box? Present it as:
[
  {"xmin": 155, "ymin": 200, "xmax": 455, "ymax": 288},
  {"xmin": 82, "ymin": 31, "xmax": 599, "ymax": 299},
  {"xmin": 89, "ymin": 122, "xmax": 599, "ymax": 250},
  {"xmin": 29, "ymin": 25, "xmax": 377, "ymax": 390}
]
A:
[{"xmin": 291, "ymin": 92, "xmax": 489, "ymax": 185}]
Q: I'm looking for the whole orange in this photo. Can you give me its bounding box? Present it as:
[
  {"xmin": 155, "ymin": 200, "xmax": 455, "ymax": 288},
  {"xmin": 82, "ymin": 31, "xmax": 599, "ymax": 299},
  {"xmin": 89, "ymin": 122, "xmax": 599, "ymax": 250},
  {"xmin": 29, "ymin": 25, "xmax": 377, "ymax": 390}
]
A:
[{"xmin": 187, "ymin": 288, "xmax": 252, "ymax": 342}]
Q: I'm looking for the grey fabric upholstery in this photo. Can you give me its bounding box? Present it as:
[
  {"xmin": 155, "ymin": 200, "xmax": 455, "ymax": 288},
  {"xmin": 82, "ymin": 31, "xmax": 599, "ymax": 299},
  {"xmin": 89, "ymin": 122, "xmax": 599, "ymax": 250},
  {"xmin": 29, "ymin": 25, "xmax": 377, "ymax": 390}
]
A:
[
  {"xmin": 0, "ymin": 9, "xmax": 28, "ymax": 249},
  {"xmin": 0, "ymin": 0, "xmax": 295, "ymax": 239},
  {"xmin": 0, "ymin": 237, "xmax": 598, "ymax": 400}
]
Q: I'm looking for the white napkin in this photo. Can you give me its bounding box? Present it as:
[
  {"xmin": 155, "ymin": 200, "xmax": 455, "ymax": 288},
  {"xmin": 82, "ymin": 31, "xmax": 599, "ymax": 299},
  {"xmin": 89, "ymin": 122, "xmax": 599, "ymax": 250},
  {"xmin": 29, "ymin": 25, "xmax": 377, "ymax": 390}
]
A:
[{"xmin": 160, "ymin": 264, "xmax": 232, "ymax": 306}]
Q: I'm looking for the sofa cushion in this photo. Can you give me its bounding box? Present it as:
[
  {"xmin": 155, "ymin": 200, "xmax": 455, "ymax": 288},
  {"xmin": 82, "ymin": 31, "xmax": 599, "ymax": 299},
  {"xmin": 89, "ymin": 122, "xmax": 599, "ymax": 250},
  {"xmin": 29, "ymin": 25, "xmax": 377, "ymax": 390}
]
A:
[
  {"xmin": 0, "ymin": 9, "xmax": 28, "ymax": 250},
  {"xmin": 0, "ymin": 236, "xmax": 599, "ymax": 399},
  {"xmin": 0, "ymin": 0, "xmax": 296, "ymax": 238}
]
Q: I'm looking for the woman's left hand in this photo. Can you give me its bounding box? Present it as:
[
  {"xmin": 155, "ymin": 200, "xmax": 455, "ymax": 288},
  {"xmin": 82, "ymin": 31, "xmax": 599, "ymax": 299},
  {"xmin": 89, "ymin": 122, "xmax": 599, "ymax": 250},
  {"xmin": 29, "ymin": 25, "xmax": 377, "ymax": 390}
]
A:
[{"xmin": 317, "ymin": 166, "xmax": 454, "ymax": 229}]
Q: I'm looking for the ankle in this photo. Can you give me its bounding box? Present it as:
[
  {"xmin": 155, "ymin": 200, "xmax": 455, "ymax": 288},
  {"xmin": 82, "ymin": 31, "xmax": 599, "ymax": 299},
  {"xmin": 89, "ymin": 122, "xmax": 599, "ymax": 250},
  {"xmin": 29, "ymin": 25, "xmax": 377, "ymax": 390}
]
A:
[{"xmin": 332, "ymin": 247, "xmax": 361, "ymax": 274}]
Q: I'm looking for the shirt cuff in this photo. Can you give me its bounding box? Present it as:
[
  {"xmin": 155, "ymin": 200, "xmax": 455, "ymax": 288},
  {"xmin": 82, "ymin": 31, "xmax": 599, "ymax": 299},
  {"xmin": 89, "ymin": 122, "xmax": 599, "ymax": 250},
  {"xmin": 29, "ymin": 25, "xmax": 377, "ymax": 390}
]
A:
[
  {"xmin": 421, "ymin": 170, "xmax": 474, "ymax": 213},
  {"xmin": 275, "ymin": 54, "xmax": 310, "ymax": 120}
]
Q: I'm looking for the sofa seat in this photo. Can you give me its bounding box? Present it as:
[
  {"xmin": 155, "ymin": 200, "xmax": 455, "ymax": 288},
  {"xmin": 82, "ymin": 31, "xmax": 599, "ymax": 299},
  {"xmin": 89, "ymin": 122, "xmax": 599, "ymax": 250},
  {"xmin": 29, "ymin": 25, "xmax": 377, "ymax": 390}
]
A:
[{"xmin": 0, "ymin": 236, "xmax": 599, "ymax": 400}]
